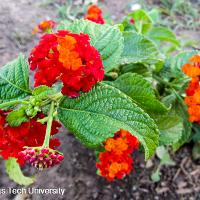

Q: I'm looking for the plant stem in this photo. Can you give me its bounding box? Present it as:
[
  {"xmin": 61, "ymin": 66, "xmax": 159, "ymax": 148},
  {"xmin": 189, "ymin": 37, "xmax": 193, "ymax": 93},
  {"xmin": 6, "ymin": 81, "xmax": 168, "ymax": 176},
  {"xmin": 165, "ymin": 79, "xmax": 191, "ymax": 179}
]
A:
[
  {"xmin": 49, "ymin": 92, "xmax": 63, "ymax": 101},
  {"xmin": 153, "ymin": 74, "xmax": 175, "ymax": 88},
  {"xmin": 42, "ymin": 101, "xmax": 55, "ymax": 148},
  {"xmin": 0, "ymin": 100, "xmax": 28, "ymax": 109}
]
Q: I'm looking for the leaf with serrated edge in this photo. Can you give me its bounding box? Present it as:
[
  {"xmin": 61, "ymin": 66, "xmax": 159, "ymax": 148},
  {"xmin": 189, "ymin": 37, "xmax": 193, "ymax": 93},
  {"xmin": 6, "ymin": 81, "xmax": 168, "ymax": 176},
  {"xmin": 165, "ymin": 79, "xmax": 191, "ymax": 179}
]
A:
[
  {"xmin": 58, "ymin": 19, "xmax": 124, "ymax": 72},
  {"xmin": 6, "ymin": 107, "xmax": 29, "ymax": 127},
  {"xmin": 58, "ymin": 83, "xmax": 159, "ymax": 160},
  {"xmin": 107, "ymin": 73, "xmax": 168, "ymax": 115},
  {"xmin": 120, "ymin": 32, "xmax": 162, "ymax": 65},
  {"xmin": 5, "ymin": 157, "xmax": 35, "ymax": 186},
  {"xmin": 33, "ymin": 85, "xmax": 57, "ymax": 99},
  {"xmin": 148, "ymin": 26, "xmax": 180, "ymax": 46},
  {"xmin": 160, "ymin": 122, "xmax": 183, "ymax": 146},
  {"xmin": 0, "ymin": 54, "xmax": 31, "ymax": 103}
]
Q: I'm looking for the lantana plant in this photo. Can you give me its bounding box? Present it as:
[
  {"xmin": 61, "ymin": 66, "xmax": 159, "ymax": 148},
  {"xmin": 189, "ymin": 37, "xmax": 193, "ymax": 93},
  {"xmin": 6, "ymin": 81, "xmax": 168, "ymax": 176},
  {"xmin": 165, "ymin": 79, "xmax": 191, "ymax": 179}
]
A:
[{"xmin": 0, "ymin": 3, "xmax": 199, "ymax": 185}]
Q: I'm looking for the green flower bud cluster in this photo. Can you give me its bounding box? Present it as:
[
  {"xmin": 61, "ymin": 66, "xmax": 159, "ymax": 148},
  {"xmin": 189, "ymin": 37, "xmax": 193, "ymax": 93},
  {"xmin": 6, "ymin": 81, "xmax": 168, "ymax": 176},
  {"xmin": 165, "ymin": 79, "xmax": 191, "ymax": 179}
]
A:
[{"xmin": 25, "ymin": 96, "xmax": 42, "ymax": 118}]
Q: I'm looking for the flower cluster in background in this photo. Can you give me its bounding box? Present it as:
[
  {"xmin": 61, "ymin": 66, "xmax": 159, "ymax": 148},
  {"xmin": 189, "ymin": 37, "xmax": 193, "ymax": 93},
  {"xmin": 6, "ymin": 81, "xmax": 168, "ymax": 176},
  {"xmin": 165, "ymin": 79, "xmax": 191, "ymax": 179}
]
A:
[
  {"xmin": 32, "ymin": 20, "xmax": 56, "ymax": 34},
  {"xmin": 85, "ymin": 4, "xmax": 105, "ymax": 24},
  {"xmin": 96, "ymin": 129, "xmax": 139, "ymax": 181},
  {"xmin": 182, "ymin": 54, "xmax": 200, "ymax": 123},
  {"xmin": 29, "ymin": 30, "xmax": 104, "ymax": 97},
  {"xmin": 0, "ymin": 110, "xmax": 61, "ymax": 166}
]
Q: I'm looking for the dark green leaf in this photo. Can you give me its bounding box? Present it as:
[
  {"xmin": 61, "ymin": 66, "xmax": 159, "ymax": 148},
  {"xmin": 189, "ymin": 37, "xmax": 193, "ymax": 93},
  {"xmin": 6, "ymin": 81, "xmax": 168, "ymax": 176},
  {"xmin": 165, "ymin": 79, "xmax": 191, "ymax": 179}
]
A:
[
  {"xmin": 108, "ymin": 73, "xmax": 168, "ymax": 116},
  {"xmin": 120, "ymin": 32, "xmax": 162, "ymax": 65},
  {"xmin": 148, "ymin": 26, "xmax": 180, "ymax": 46},
  {"xmin": 0, "ymin": 54, "xmax": 31, "ymax": 103},
  {"xmin": 172, "ymin": 93, "xmax": 192, "ymax": 150},
  {"xmin": 58, "ymin": 83, "xmax": 159, "ymax": 159},
  {"xmin": 121, "ymin": 63, "xmax": 149, "ymax": 76}
]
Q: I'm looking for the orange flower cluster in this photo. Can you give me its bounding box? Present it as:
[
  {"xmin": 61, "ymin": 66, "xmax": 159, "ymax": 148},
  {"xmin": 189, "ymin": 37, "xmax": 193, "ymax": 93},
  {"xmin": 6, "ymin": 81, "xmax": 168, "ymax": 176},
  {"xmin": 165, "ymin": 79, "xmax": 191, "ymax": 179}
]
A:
[
  {"xmin": 182, "ymin": 54, "xmax": 200, "ymax": 123},
  {"xmin": 96, "ymin": 129, "xmax": 139, "ymax": 181},
  {"xmin": 182, "ymin": 54, "xmax": 200, "ymax": 77},
  {"xmin": 32, "ymin": 20, "xmax": 56, "ymax": 34},
  {"xmin": 85, "ymin": 5, "xmax": 105, "ymax": 24}
]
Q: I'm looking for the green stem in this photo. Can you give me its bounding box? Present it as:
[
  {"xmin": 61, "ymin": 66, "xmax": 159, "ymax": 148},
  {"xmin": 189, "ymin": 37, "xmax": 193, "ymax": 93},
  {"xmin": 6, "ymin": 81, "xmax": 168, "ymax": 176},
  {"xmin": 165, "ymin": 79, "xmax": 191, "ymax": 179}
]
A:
[
  {"xmin": 42, "ymin": 101, "xmax": 55, "ymax": 148},
  {"xmin": 49, "ymin": 92, "xmax": 63, "ymax": 101},
  {"xmin": 0, "ymin": 100, "xmax": 28, "ymax": 109},
  {"xmin": 153, "ymin": 74, "xmax": 175, "ymax": 88}
]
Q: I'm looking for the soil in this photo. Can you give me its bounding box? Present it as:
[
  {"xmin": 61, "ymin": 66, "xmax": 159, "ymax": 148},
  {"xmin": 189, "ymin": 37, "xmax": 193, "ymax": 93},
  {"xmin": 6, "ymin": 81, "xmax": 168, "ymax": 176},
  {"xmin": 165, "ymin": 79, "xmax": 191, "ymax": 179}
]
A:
[{"xmin": 0, "ymin": 1, "xmax": 200, "ymax": 200}]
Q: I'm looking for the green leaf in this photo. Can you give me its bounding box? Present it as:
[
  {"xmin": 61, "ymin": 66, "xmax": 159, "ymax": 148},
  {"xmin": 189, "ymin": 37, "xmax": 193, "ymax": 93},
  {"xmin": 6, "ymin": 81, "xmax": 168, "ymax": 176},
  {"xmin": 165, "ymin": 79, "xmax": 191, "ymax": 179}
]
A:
[
  {"xmin": 120, "ymin": 32, "xmax": 162, "ymax": 65},
  {"xmin": 5, "ymin": 157, "xmax": 35, "ymax": 186},
  {"xmin": 151, "ymin": 146, "xmax": 175, "ymax": 182},
  {"xmin": 0, "ymin": 54, "xmax": 31, "ymax": 103},
  {"xmin": 153, "ymin": 114, "xmax": 180, "ymax": 130},
  {"xmin": 58, "ymin": 83, "xmax": 159, "ymax": 160},
  {"xmin": 160, "ymin": 121, "xmax": 183, "ymax": 146},
  {"xmin": 6, "ymin": 107, "xmax": 29, "ymax": 127},
  {"xmin": 148, "ymin": 26, "xmax": 180, "ymax": 46},
  {"xmin": 129, "ymin": 9, "xmax": 153, "ymax": 34},
  {"xmin": 107, "ymin": 73, "xmax": 168, "ymax": 116},
  {"xmin": 156, "ymin": 146, "xmax": 175, "ymax": 166},
  {"xmin": 192, "ymin": 124, "xmax": 200, "ymax": 142},
  {"xmin": 172, "ymin": 93, "xmax": 192, "ymax": 150},
  {"xmin": 32, "ymin": 85, "xmax": 57, "ymax": 99},
  {"xmin": 153, "ymin": 111, "xmax": 183, "ymax": 145},
  {"xmin": 59, "ymin": 19, "xmax": 124, "ymax": 72},
  {"xmin": 121, "ymin": 63, "xmax": 149, "ymax": 76},
  {"xmin": 148, "ymin": 9, "xmax": 160, "ymax": 24}
]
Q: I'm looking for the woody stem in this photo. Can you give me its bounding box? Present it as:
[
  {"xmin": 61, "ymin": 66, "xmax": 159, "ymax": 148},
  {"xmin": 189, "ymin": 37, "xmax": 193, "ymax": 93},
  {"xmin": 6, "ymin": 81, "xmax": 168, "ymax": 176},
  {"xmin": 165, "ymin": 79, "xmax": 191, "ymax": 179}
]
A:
[{"xmin": 42, "ymin": 101, "xmax": 55, "ymax": 148}]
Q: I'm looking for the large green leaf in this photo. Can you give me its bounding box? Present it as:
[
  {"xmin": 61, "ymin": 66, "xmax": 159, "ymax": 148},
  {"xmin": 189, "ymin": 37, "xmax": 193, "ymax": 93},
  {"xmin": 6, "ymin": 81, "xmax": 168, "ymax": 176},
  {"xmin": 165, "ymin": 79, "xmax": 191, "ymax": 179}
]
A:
[
  {"xmin": 0, "ymin": 54, "xmax": 31, "ymax": 103},
  {"xmin": 160, "ymin": 122, "xmax": 183, "ymax": 146},
  {"xmin": 121, "ymin": 63, "xmax": 149, "ymax": 76},
  {"xmin": 120, "ymin": 32, "xmax": 162, "ymax": 65},
  {"xmin": 148, "ymin": 26, "xmax": 180, "ymax": 46},
  {"xmin": 58, "ymin": 83, "xmax": 159, "ymax": 159},
  {"xmin": 172, "ymin": 92, "xmax": 192, "ymax": 150},
  {"xmin": 108, "ymin": 73, "xmax": 168, "ymax": 116},
  {"xmin": 5, "ymin": 158, "xmax": 35, "ymax": 186},
  {"xmin": 59, "ymin": 19, "xmax": 124, "ymax": 72},
  {"xmin": 151, "ymin": 106, "xmax": 183, "ymax": 145}
]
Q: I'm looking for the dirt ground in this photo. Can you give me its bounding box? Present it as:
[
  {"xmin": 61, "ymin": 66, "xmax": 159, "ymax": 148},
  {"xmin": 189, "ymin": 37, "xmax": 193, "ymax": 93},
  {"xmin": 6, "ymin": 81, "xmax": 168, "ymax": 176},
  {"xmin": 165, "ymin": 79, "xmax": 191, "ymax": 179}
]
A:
[{"xmin": 0, "ymin": 0, "xmax": 200, "ymax": 200}]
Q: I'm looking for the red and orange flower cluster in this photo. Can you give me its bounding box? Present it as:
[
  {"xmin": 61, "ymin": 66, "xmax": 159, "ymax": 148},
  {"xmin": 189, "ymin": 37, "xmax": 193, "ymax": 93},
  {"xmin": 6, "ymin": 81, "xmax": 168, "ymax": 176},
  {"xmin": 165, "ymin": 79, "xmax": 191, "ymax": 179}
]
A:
[
  {"xmin": 96, "ymin": 129, "xmax": 139, "ymax": 181},
  {"xmin": 29, "ymin": 30, "xmax": 104, "ymax": 97},
  {"xmin": 32, "ymin": 20, "xmax": 56, "ymax": 34},
  {"xmin": 182, "ymin": 54, "xmax": 200, "ymax": 123},
  {"xmin": 85, "ymin": 5, "xmax": 105, "ymax": 24},
  {"xmin": 0, "ymin": 110, "xmax": 61, "ymax": 166}
]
